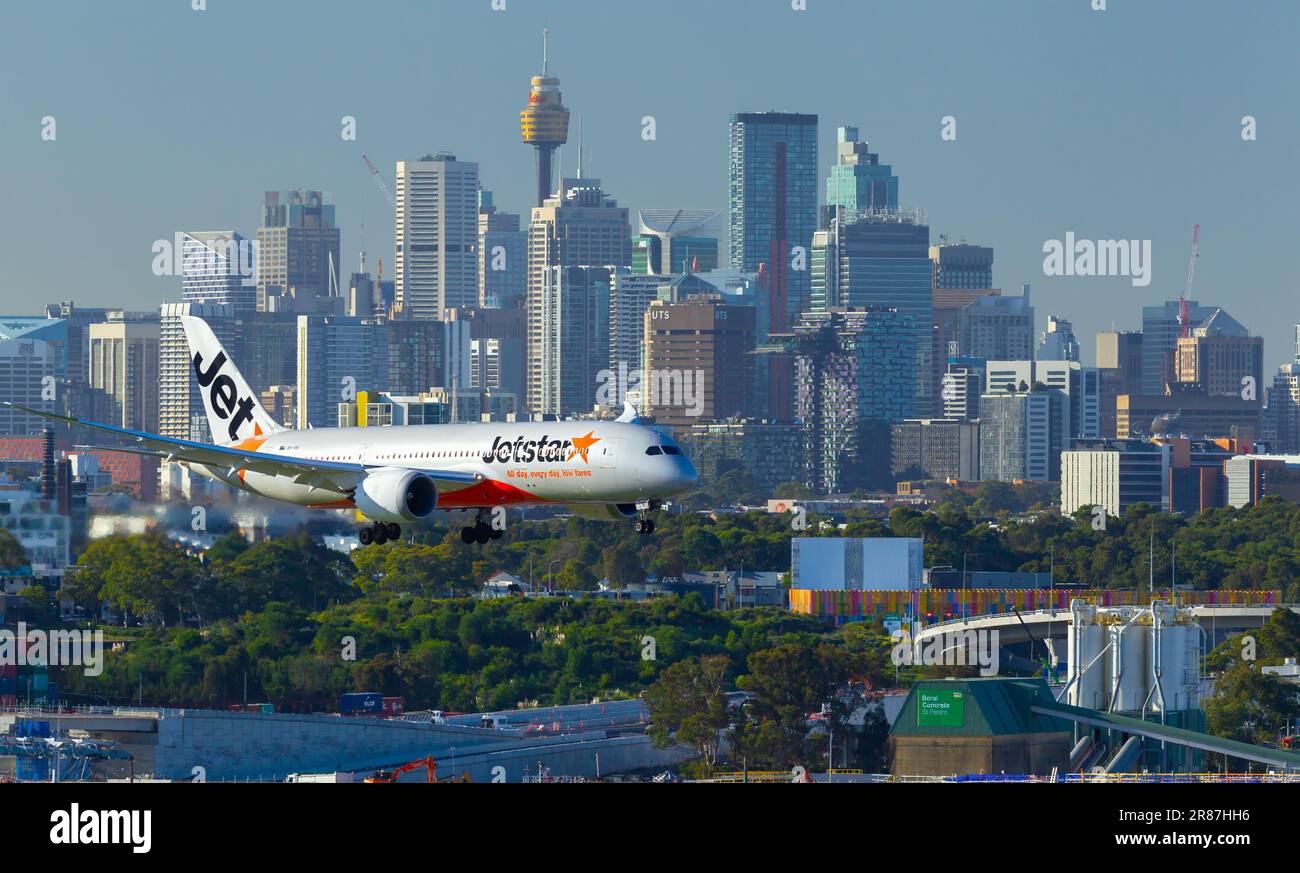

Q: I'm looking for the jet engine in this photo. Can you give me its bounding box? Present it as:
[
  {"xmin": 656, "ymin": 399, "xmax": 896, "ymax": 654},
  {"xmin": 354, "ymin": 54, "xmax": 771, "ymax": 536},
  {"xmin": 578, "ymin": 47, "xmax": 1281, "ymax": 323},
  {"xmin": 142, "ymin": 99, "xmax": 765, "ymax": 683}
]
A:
[{"xmin": 353, "ymin": 469, "xmax": 437, "ymax": 523}]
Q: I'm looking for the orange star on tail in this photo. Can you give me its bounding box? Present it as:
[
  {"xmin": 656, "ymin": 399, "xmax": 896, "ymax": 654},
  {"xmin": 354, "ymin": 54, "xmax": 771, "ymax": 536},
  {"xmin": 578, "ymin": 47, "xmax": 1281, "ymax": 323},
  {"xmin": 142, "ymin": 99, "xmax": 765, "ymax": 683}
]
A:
[{"xmin": 567, "ymin": 431, "xmax": 601, "ymax": 463}]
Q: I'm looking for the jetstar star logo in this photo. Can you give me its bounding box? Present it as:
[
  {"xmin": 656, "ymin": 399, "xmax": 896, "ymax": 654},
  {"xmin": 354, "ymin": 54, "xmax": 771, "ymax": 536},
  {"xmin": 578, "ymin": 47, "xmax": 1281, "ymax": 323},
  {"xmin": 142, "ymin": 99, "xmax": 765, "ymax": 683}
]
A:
[{"xmin": 567, "ymin": 431, "xmax": 600, "ymax": 463}]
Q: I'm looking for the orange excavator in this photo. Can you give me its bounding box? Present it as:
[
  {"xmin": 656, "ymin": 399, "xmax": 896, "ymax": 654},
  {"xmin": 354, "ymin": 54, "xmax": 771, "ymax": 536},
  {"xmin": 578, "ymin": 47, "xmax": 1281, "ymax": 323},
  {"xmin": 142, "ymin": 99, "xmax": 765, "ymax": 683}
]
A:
[{"xmin": 364, "ymin": 755, "xmax": 438, "ymax": 783}]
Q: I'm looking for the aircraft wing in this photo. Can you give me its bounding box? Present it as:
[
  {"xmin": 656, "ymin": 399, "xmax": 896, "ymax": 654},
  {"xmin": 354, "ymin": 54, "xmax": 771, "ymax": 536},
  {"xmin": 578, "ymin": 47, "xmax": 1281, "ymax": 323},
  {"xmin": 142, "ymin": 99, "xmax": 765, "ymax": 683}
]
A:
[{"xmin": 4, "ymin": 402, "xmax": 482, "ymax": 494}]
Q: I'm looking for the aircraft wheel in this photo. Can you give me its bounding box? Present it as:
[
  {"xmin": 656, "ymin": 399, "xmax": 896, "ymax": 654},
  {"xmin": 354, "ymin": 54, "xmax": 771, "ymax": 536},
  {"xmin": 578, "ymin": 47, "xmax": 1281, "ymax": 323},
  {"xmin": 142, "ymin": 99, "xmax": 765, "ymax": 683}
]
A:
[
  {"xmin": 460, "ymin": 526, "xmax": 476, "ymax": 545},
  {"xmin": 372, "ymin": 525, "xmax": 388, "ymax": 545},
  {"xmin": 489, "ymin": 526, "xmax": 504, "ymax": 540},
  {"xmin": 385, "ymin": 522, "xmax": 401, "ymax": 541},
  {"xmin": 474, "ymin": 524, "xmax": 491, "ymax": 545},
  {"xmin": 358, "ymin": 528, "xmax": 373, "ymax": 546}
]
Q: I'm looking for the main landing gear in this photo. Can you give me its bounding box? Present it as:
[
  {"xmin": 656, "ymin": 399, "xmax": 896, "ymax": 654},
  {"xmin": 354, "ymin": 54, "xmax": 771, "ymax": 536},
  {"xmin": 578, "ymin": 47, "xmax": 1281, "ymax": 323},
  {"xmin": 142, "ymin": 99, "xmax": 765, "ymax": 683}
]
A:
[
  {"xmin": 460, "ymin": 510, "xmax": 504, "ymax": 545},
  {"xmin": 358, "ymin": 521, "xmax": 402, "ymax": 546}
]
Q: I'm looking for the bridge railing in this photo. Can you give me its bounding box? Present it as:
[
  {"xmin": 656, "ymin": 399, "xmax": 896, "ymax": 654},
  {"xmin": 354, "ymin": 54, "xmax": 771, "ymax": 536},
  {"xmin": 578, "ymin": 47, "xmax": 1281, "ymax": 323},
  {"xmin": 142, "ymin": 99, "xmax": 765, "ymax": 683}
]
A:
[{"xmin": 913, "ymin": 602, "xmax": 1296, "ymax": 637}]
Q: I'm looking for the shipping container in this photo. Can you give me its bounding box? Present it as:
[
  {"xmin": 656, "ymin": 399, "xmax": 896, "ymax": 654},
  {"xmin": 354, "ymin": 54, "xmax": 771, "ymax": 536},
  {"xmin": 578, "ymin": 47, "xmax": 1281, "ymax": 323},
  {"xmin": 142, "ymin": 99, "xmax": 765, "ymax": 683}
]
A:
[
  {"xmin": 382, "ymin": 696, "xmax": 405, "ymax": 716},
  {"xmin": 339, "ymin": 692, "xmax": 383, "ymax": 715}
]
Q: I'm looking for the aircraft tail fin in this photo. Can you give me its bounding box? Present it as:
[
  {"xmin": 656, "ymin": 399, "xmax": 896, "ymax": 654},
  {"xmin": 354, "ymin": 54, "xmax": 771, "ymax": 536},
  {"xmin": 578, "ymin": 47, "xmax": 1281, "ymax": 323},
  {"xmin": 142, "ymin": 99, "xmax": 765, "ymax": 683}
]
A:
[{"xmin": 180, "ymin": 315, "xmax": 287, "ymax": 444}]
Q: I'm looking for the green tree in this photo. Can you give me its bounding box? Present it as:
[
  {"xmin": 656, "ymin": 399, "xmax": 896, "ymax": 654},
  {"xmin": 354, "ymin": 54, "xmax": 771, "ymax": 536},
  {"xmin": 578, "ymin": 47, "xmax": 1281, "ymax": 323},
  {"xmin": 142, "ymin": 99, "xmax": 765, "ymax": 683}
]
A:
[{"xmin": 645, "ymin": 654, "xmax": 731, "ymax": 775}]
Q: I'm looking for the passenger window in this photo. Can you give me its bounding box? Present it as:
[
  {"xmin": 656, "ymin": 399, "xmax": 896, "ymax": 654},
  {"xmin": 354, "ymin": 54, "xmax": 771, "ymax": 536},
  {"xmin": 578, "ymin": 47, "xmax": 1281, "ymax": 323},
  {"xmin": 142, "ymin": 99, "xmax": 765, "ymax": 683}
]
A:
[
  {"xmin": 645, "ymin": 446, "xmax": 662, "ymax": 455},
  {"xmin": 662, "ymin": 445, "xmax": 681, "ymax": 455}
]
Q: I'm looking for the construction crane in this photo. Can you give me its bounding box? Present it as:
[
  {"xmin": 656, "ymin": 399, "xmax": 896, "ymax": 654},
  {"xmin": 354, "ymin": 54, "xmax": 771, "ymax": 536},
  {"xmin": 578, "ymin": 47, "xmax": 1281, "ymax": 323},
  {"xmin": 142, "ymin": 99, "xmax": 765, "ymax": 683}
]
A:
[
  {"xmin": 364, "ymin": 754, "xmax": 438, "ymax": 783},
  {"xmin": 1178, "ymin": 224, "xmax": 1200, "ymax": 338},
  {"xmin": 361, "ymin": 154, "xmax": 396, "ymax": 210}
]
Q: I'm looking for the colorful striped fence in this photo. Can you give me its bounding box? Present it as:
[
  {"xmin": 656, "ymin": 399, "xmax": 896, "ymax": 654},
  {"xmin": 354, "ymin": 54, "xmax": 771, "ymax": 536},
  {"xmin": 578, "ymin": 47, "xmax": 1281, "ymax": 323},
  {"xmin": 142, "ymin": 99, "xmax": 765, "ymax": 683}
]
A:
[{"xmin": 788, "ymin": 588, "xmax": 1280, "ymax": 625}]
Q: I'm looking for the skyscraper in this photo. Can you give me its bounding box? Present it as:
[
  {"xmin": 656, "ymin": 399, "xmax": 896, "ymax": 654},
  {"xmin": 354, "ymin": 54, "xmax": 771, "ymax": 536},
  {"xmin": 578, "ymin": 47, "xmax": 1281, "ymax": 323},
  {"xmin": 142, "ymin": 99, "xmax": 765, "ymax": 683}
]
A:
[
  {"xmin": 533, "ymin": 266, "xmax": 611, "ymax": 418},
  {"xmin": 1038, "ymin": 315, "xmax": 1080, "ymax": 361},
  {"xmin": 0, "ymin": 318, "xmax": 61, "ymax": 436},
  {"xmin": 608, "ymin": 270, "xmax": 674, "ymax": 410},
  {"xmin": 811, "ymin": 210, "xmax": 933, "ymax": 415},
  {"xmin": 825, "ymin": 126, "xmax": 898, "ymax": 214},
  {"xmin": 158, "ymin": 302, "xmax": 239, "ymax": 442},
  {"xmin": 394, "ymin": 153, "xmax": 480, "ymax": 318},
  {"xmin": 729, "ymin": 112, "xmax": 818, "ymax": 329},
  {"xmin": 88, "ymin": 316, "xmax": 160, "ymax": 433},
  {"xmin": 294, "ymin": 315, "xmax": 386, "ymax": 429},
  {"xmin": 477, "ymin": 189, "xmax": 527, "ymax": 308},
  {"xmin": 643, "ymin": 291, "xmax": 755, "ymax": 429},
  {"xmin": 1097, "ymin": 329, "xmax": 1144, "ymax": 438},
  {"xmin": 179, "ymin": 231, "xmax": 257, "ymax": 313},
  {"xmin": 256, "ymin": 190, "xmax": 340, "ymax": 314},
  {"xmin": 526, "ymin": 178, "xmax": 631, "ymax": 413},
  {"xmin": 519, "ymin": 29, "xmax": 570, "ymax": 208}
]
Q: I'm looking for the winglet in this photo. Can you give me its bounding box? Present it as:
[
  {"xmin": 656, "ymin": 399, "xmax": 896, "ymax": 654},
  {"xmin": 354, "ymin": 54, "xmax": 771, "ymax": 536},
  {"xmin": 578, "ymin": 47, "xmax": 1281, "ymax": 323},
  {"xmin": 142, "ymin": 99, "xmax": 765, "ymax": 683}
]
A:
[{"xmin": 615, "ymin": 400, "xmax": 640, "ymax": 424}]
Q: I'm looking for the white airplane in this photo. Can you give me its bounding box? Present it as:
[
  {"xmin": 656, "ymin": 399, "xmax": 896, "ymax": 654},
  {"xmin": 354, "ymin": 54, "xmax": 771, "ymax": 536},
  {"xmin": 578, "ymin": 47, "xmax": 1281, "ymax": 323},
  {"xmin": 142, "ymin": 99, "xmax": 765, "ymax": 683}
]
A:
[{"xmin": 6, "ymin": 316, "xmax": 697, "ymax": 545}]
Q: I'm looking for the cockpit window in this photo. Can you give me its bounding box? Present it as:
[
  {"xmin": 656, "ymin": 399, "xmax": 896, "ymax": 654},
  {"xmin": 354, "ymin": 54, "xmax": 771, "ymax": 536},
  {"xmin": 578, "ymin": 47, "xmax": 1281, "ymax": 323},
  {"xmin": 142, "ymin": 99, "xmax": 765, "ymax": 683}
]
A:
[
  {"xmin": 662, "ymin": 445, "xmax": 681, "ymax": 455},
  {"xmin": 645, "ymin": 445, "xmax": 663, "ymax": 456}
]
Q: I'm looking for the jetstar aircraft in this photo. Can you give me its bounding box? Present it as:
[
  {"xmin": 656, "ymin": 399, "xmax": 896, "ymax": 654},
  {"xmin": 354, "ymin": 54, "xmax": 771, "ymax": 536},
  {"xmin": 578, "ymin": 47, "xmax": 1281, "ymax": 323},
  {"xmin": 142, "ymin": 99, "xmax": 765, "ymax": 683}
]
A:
[{"xmin": 5, "ymin": 316, "xmax": 697, "ymax": 545}]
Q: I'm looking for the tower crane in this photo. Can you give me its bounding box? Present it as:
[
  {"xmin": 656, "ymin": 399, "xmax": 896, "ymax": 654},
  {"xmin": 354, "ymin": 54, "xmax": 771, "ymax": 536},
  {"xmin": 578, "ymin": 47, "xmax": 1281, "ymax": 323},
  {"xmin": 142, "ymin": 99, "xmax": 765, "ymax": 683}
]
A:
[
  {"xmin": 1178, "ymin": 224, "xmax": 1200, "ymax": 338},
  {"xmin": 361, "ymin": 154, "xmax": 396, "ymax": 210}
]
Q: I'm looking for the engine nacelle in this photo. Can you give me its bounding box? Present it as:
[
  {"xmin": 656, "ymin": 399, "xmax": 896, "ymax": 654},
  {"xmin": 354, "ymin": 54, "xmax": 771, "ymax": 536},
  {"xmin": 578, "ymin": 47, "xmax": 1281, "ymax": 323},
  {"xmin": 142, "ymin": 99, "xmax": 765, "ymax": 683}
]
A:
[
  {"xmin": 353, "ymin": 468, "xmax": 437, "ymax": 523},
  {"xmin": 568, "ymin": 503, "xmax": 638, "ymax": 522}
]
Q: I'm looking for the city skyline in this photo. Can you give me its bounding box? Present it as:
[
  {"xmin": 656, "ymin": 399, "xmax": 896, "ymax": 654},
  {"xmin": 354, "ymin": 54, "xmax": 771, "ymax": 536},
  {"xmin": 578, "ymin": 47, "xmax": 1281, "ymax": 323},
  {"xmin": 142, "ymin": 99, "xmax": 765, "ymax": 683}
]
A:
[{"xmin": 1, "ymin": 0, "xmax": 1297, "ymax": 367}]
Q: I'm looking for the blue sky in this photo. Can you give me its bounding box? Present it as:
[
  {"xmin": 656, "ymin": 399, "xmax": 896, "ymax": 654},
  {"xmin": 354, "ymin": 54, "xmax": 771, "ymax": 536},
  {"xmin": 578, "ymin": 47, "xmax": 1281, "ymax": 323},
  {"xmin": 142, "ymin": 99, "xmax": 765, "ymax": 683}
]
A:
[{"xmin": 1, "ymin": 0, "xmax": 1297, "ymax": 366}]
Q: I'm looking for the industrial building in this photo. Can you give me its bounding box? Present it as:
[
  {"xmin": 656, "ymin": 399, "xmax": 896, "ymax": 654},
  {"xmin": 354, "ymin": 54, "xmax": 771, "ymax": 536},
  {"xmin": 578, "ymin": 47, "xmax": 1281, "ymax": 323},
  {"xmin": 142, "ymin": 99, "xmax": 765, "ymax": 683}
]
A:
[
  {"xmin": 790, "ymin": 537, "xmax": 922, "ymax": 591},
  {"xmin": 891, "ymin": 679, "xmax": 1073, "ymax": 777}
]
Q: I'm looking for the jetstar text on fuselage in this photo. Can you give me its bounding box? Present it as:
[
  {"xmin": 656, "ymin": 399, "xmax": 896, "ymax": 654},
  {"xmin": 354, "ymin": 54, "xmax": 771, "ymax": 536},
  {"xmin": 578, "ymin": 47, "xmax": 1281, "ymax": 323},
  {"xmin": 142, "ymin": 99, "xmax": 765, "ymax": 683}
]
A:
[{"xmin": 484, "ymin": 433, "xmax": 600, "ymax": 465}]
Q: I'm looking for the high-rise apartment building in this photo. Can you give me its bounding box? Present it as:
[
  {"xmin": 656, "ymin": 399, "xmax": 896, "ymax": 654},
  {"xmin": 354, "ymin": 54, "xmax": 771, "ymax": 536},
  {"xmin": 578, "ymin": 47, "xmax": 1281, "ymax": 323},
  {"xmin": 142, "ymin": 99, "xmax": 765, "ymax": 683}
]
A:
[
  {"xmin": 979, "ymin": 387, "xmax": 1066, "ymax": 482},
  {"xmin": 88, "ymin": 316, "xmax": 160, "ymax": 433},
  {"xmin": 794, "ymin": 307, "xmax": 917, "ymax": 493},
  {"xmin": 890, "ymin": 418, "xmax": 981, "ymax": 482},
  {"xmin": 158, "ymin": 302, "xmax": 240, "ymax": 442},
  {"xmin": 395, "ymin": 153, "xmax": 479, "ymax": 318}
]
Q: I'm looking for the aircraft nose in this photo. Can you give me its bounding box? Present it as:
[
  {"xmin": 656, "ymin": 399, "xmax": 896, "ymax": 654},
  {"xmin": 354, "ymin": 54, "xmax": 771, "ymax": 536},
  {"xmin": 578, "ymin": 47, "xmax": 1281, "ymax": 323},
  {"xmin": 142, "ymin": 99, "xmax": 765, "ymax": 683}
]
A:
[{"xmin": 674, "ymin": 455, "xmax": 698, "ymax": 492}]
